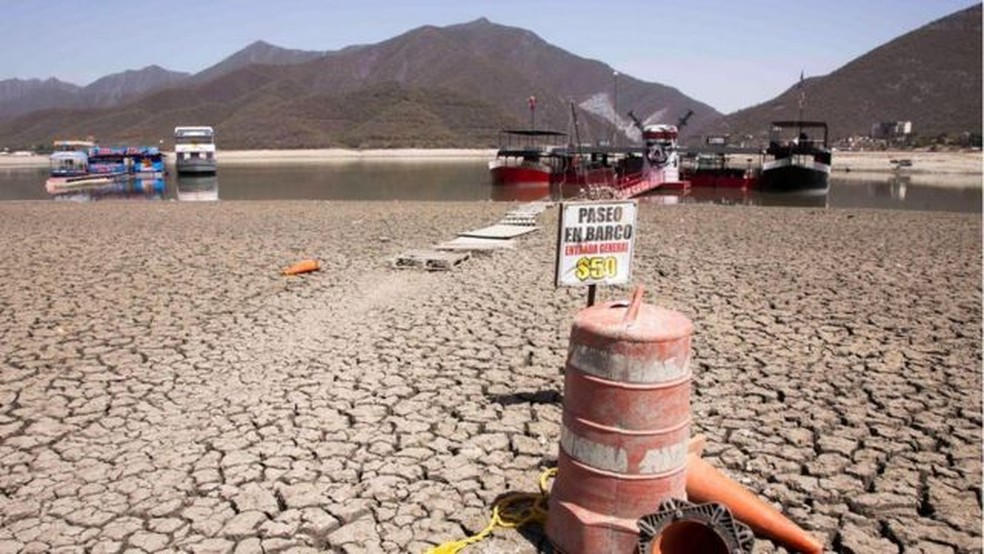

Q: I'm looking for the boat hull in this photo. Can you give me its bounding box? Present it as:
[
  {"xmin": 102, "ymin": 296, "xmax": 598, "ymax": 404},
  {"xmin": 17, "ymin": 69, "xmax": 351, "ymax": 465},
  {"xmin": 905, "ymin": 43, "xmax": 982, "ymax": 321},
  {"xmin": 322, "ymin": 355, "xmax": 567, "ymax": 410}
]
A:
[
  {"xmin": 176, "ymin": 159, "xmax": 217, "ymax": 175},
  {"xmin": 489, "ymin": 164, "xmax": 550, "ymax": 187},
  {"xmin": 759, "ymin": 163, "xmax": 829, "ymax": 192},
  {"xmin": 45, "ymin": 173, "xmax": 127, "ymax": 193}
]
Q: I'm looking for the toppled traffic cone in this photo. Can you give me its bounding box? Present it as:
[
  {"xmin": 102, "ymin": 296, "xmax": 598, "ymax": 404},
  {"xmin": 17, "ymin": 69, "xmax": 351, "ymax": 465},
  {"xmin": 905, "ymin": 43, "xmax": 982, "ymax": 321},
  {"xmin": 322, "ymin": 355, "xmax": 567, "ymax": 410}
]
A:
[
  {"xmin": 281, "ymin": 259, "xmax": 320, "ymax": 276},
  {"xmin": 686, "ymin": 453, "xmax": 823, "ymax": 554}
]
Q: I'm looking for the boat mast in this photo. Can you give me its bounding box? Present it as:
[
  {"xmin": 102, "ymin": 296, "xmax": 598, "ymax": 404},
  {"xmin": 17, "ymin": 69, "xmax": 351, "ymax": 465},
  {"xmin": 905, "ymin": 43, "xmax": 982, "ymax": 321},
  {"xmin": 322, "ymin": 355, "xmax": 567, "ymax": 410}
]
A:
[
  {"xmin": 569, "ymin": 101, "xmax": 584, "ymax": 180},
  {"xmin": 797, "ymin": 71, "xmax": 805, "ymax": 137},
  {"xmin": 528, "ymin": 95, "xmax": 537, "ymax": 132},
  {"xmin": 627, "ymin": 111, "xmax": 645, "ymax": 135},
  {"xmin": 612, "ymin": 71, "xmax": 619, "ymax": 147},
  {"xmin": 569, "ymin": 101, "xmax": 582, "ymax": 155},
  {"xmin": 677, "ymin": 110, "xmax": 694, "ymax": 132}
]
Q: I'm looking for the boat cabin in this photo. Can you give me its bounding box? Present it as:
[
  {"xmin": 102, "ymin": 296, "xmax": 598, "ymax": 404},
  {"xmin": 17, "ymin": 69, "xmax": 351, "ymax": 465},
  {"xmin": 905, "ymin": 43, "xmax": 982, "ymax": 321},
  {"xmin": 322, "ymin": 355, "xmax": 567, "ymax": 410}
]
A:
[
  {"xmin": 174, "ymin": 126, "xmax": 217, "ymax": 175},
  {"xmin": 766, "ymin": 120, "xmax": 831, "ymax": 165},
  {"xmin": 49, "ymin": 151, "xmax": 89, "ymax": 177},
  {"xmin": 49, "ymin": 139, "xmax": 96, "ymax": 177},
  {"xmin": 489, "ymin": 130, "xmax": 568, "ymax": 186},
  {"xmin": 87, "ymin": 146, "xmax": 130, "ymax": 175},
  {"xmin": 128, "ymin": 146, "xmax": 165, "ymax": 175}
]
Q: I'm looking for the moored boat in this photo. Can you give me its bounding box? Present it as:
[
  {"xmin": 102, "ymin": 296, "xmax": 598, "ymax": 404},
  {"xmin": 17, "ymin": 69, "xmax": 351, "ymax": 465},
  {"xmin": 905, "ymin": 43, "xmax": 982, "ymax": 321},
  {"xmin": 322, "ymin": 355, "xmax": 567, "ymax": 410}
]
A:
[
  {"xmin": 48, "ymin": 140, "xmax": 95, "ymax": 178},
  {"xmin": 681, "ymin": 152, "xmax": 758, "ymax": 189},
  {"xmin": 488, "ymin": 130, "xmax": 566, "ymax": 187},
  {"xmin": 759, "ymin": 120, "xmax": 831, "ymax": 193},
  {"xmin": 129, "ymin": 146, "xmax": 166, "ymax": 177},
  {"xmin": 488, "ymin": 101, "xmax": 690, "ymax": 200},
  {"xmin": 174, "ymin": 126, "xmax": 217, "ymax": 175},
  {"xmin": 610, "ymin": 121, "xmax": 690, "ymax": 199},
  {"xmin": 87, "ymin": 146, "xmax": 130, "ymax": 176},
  {"xmin": 45, "ymin": 142, "xmax": 167, "ymax": 194},
  {"xmin": 555, "ymin": 119, "xmax": 690, "ymax": 199}
]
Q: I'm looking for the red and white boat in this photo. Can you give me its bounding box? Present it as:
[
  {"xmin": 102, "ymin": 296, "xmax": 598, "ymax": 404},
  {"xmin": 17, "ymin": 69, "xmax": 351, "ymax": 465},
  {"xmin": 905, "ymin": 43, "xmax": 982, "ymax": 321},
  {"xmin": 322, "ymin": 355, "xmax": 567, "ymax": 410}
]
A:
[
  {"xmin": 558, "ymin": 122, "xmax": 690, "ymax": 199},
  {"xmin": 681, "ymin": 153, "xmax": 758, "ymax": 189},
  {"xmin": 679, "ymin": 136, "xmax": 759, "ymax": 190},
  {"xmin": 488, "ymin": 129, "xmax": 567, "ymax": 187},
  {"xmin": 488, "ymin": 105, "xmax": 690, "ymax": 200}
]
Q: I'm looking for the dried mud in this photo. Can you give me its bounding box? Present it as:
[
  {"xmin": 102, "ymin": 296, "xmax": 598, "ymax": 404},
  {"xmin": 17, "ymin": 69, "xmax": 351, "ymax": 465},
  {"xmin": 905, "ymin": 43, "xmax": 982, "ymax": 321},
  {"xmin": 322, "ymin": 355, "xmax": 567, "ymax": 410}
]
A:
[{"xmin": 0, "ymin": 201, "xmax": 979, "ymax": 553}]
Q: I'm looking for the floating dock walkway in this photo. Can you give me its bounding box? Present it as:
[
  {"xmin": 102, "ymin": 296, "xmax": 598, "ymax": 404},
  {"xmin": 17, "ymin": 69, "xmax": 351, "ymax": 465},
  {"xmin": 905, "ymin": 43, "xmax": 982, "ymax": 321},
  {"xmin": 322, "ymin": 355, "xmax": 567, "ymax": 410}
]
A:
[{"xmin": 392, "ymin": 202, "xmax": 550, "ymax": 271}]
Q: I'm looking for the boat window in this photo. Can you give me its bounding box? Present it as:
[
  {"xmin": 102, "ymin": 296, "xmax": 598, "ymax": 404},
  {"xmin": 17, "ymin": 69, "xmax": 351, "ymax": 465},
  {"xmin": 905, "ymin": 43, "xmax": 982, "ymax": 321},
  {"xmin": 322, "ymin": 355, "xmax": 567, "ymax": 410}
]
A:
[{"xmin": 175, "ymin": 133, "xmax": 214, "ymax": 145}]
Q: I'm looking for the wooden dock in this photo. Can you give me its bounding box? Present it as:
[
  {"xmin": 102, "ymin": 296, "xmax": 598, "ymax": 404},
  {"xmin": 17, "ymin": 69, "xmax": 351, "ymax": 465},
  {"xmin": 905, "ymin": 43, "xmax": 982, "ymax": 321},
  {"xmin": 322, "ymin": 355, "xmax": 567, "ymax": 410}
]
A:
[{"xmin": 392, "ymin": 202, "xmax": 550, "ymax": 271}]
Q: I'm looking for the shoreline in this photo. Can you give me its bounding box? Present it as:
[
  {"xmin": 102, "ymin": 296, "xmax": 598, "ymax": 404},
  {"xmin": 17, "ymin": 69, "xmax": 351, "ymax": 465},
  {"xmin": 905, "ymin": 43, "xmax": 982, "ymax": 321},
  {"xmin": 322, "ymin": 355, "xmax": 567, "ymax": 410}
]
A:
[
  {"xmin": 219, "ymin": 148, "xmax": 497, "ymax": 164},
  {"xmin": 2, "ymin": 148, "xmax": 980, "ymax": 175},
  {"xmin": 0, "ymin": 148, "xmax": 498, "ymax": 168},
  {"xmin": 725, "ymin": 149, "xmax": 982, "ymax": 175}
]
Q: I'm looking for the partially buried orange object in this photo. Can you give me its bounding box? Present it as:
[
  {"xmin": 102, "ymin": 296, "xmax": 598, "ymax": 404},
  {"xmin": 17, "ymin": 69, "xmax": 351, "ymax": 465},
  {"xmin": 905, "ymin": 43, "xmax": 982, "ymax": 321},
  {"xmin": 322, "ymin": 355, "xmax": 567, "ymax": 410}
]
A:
[{"xmin": 281, "ymin": 259, "xmax": 320, "ymax": 276}]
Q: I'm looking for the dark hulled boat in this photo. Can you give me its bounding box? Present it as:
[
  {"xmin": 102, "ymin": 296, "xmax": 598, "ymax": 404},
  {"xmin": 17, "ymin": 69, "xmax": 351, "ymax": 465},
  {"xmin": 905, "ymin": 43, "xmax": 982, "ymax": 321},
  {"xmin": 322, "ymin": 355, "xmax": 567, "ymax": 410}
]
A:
[{"xmin": 759, "ymin": 120, "xmax": 831, "ymax": 192}]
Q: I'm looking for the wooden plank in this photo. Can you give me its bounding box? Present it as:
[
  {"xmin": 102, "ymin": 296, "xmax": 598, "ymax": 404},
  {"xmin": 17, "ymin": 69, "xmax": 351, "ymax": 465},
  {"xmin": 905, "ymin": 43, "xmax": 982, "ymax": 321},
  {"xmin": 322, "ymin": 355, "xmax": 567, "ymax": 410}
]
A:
[
  {"xmin": 459, "ymin": 224, "xmax": 539, "ymax": 239},
  {"xmin": 498, "ymin": 216, "xmax": 538, "ymax": 226},
  {"xmin": 392, "ymin": 249, "xmax": 470, "ymax": 271},
  {"xmin": 437, "ymin": 237, "xmax": 517, "ymax": 251}
]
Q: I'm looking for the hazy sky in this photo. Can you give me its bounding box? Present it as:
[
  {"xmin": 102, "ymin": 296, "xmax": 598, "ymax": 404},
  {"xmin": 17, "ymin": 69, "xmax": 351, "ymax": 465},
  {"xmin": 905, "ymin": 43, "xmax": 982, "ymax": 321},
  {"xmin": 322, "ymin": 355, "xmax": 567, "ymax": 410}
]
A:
[{"xmin": 0, "ymin": 0, "xmax": 976, "ymax": 113}]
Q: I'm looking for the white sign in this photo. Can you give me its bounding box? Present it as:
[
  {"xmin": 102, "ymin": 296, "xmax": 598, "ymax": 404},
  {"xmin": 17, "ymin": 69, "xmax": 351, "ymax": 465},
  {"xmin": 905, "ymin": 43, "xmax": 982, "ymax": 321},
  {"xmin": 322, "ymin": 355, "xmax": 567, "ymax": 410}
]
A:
[{"xmin": 555, "ymin": 200, "xmax": 637, "ymax": 287}]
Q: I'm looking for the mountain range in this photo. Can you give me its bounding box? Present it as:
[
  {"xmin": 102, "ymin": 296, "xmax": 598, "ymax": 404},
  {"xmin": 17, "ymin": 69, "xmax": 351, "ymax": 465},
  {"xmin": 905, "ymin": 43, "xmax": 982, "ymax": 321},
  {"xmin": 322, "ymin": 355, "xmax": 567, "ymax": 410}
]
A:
[
  {"xmin": 709, "ymin": 3, "xmax": 982, "ymax": 144},
  {"xmin": 0, "ymin": 5, "xmax": 980, "ymax": 150}
]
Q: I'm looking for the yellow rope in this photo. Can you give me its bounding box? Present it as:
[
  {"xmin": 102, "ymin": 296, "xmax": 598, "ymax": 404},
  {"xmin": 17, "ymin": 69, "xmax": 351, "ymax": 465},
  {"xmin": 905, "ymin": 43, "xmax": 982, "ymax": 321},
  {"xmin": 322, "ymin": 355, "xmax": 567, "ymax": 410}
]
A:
[{"xmin": 424, "ymin": 467, "xmax": 557, "ymax": 554}]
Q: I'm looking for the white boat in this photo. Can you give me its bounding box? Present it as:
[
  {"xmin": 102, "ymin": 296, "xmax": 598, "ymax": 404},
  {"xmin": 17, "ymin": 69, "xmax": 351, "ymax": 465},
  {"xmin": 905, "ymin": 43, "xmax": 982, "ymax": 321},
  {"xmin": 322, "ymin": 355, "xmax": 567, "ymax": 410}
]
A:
[
  {"xmin": 48, "ymin": 139, "xmax": 95, "ymax": 177},
  {"xmin": 174, "ymin": 126, "xmax": 217, "ymax": 175}
]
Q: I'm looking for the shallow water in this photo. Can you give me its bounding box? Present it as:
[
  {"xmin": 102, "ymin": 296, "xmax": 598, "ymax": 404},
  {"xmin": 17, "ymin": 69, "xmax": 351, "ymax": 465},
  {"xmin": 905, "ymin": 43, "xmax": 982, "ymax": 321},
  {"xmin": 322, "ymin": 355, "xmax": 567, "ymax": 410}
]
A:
[{"xmin": 1, "ymin": 162, "xmax": 980, "ymax": 212}]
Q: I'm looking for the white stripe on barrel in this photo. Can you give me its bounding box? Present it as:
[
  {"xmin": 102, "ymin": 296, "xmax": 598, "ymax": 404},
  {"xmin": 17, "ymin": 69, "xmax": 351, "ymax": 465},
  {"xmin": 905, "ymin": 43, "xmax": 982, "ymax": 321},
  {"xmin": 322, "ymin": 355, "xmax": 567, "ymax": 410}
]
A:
[
  {"xmin": 568, "ymin": 343, "xmax": 689, "ymax": 384},
  {"xmin": 560, "ymin": 424, "xmax": 689, "ymax": 476}
]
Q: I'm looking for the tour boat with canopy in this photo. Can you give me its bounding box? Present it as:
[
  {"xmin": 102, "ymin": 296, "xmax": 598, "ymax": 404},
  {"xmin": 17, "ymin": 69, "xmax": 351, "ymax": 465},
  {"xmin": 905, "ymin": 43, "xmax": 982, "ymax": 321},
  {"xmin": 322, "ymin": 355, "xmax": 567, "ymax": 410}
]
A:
[
  {"xmin": 759, "ymin": 120, "xmax": 831, "ymax": 192},
  {"xmin": 488, "ymin": 129, "xmax": 567, "ymax": 187}
]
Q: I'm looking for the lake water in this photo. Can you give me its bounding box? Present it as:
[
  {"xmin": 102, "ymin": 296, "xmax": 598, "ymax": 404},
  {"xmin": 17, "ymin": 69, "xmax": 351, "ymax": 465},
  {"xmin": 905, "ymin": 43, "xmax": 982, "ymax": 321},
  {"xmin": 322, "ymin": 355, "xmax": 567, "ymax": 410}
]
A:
[{"xmin": 1, "ymin": 162, "xmax": 980, "ymax": 212}]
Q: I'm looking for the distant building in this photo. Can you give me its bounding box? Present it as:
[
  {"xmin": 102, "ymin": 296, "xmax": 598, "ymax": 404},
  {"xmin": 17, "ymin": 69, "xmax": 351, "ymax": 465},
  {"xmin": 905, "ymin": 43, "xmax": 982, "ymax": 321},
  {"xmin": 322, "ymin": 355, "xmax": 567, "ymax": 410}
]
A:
[{"xmin": 870, "ymin": 121, "xmax": 912, "ymax": 139}]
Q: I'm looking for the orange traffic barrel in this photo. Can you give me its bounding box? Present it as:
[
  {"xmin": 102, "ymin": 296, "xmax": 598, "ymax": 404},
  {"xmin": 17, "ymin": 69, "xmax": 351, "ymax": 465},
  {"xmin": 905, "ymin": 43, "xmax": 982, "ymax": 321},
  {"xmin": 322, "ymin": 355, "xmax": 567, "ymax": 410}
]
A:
[{"xmin": 547, "ymin": 286, "xmax": 694, "ymax": 553}]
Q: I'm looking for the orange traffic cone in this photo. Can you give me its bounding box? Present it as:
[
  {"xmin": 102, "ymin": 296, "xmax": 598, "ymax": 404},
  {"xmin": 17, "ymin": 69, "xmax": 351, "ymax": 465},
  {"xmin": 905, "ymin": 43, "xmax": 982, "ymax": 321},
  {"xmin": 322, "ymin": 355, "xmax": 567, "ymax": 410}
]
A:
[
  {"xmin": 686, "ymin": 454, "xmax": 824, "ymax": 554},
  {"xmin": 281, "ymin": 259, "xmax": 320, "ymax": 276}
]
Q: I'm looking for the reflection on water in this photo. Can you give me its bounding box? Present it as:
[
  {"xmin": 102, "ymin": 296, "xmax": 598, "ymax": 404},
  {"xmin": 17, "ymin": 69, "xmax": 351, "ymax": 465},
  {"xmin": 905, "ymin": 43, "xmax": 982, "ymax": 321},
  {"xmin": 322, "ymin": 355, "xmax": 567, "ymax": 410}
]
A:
[
  {"xmin": 828, "ymin": 173, "xmax": 981, "ymax": 212},
  {"xmin": 215, "ymin": 163, "xmax": 488, "ymax": 200},
  {"xmin": 490, "ymin": 183, "xmax": 551, "ymax": 202},
  {"xmin": 615, "ymin": 173, "xmax": 980, "ymax": 212},
  {"xmin": 0, "ymin": 161, "xmax": 978, "ymax": 212},
  {"xmin": 177, "ymin": 176, "xmax": 219, "ymax": 202},
  {"xmin": 48, "ymin": 177, "xmax": 166, "ymax": 202},
  {"xmin": 588, "ymin": 185, "xmax": 831, "ymax": 208},
  {"xmin": 872, "ymin": 175, "xmax": 910, "ymax": 200}
]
